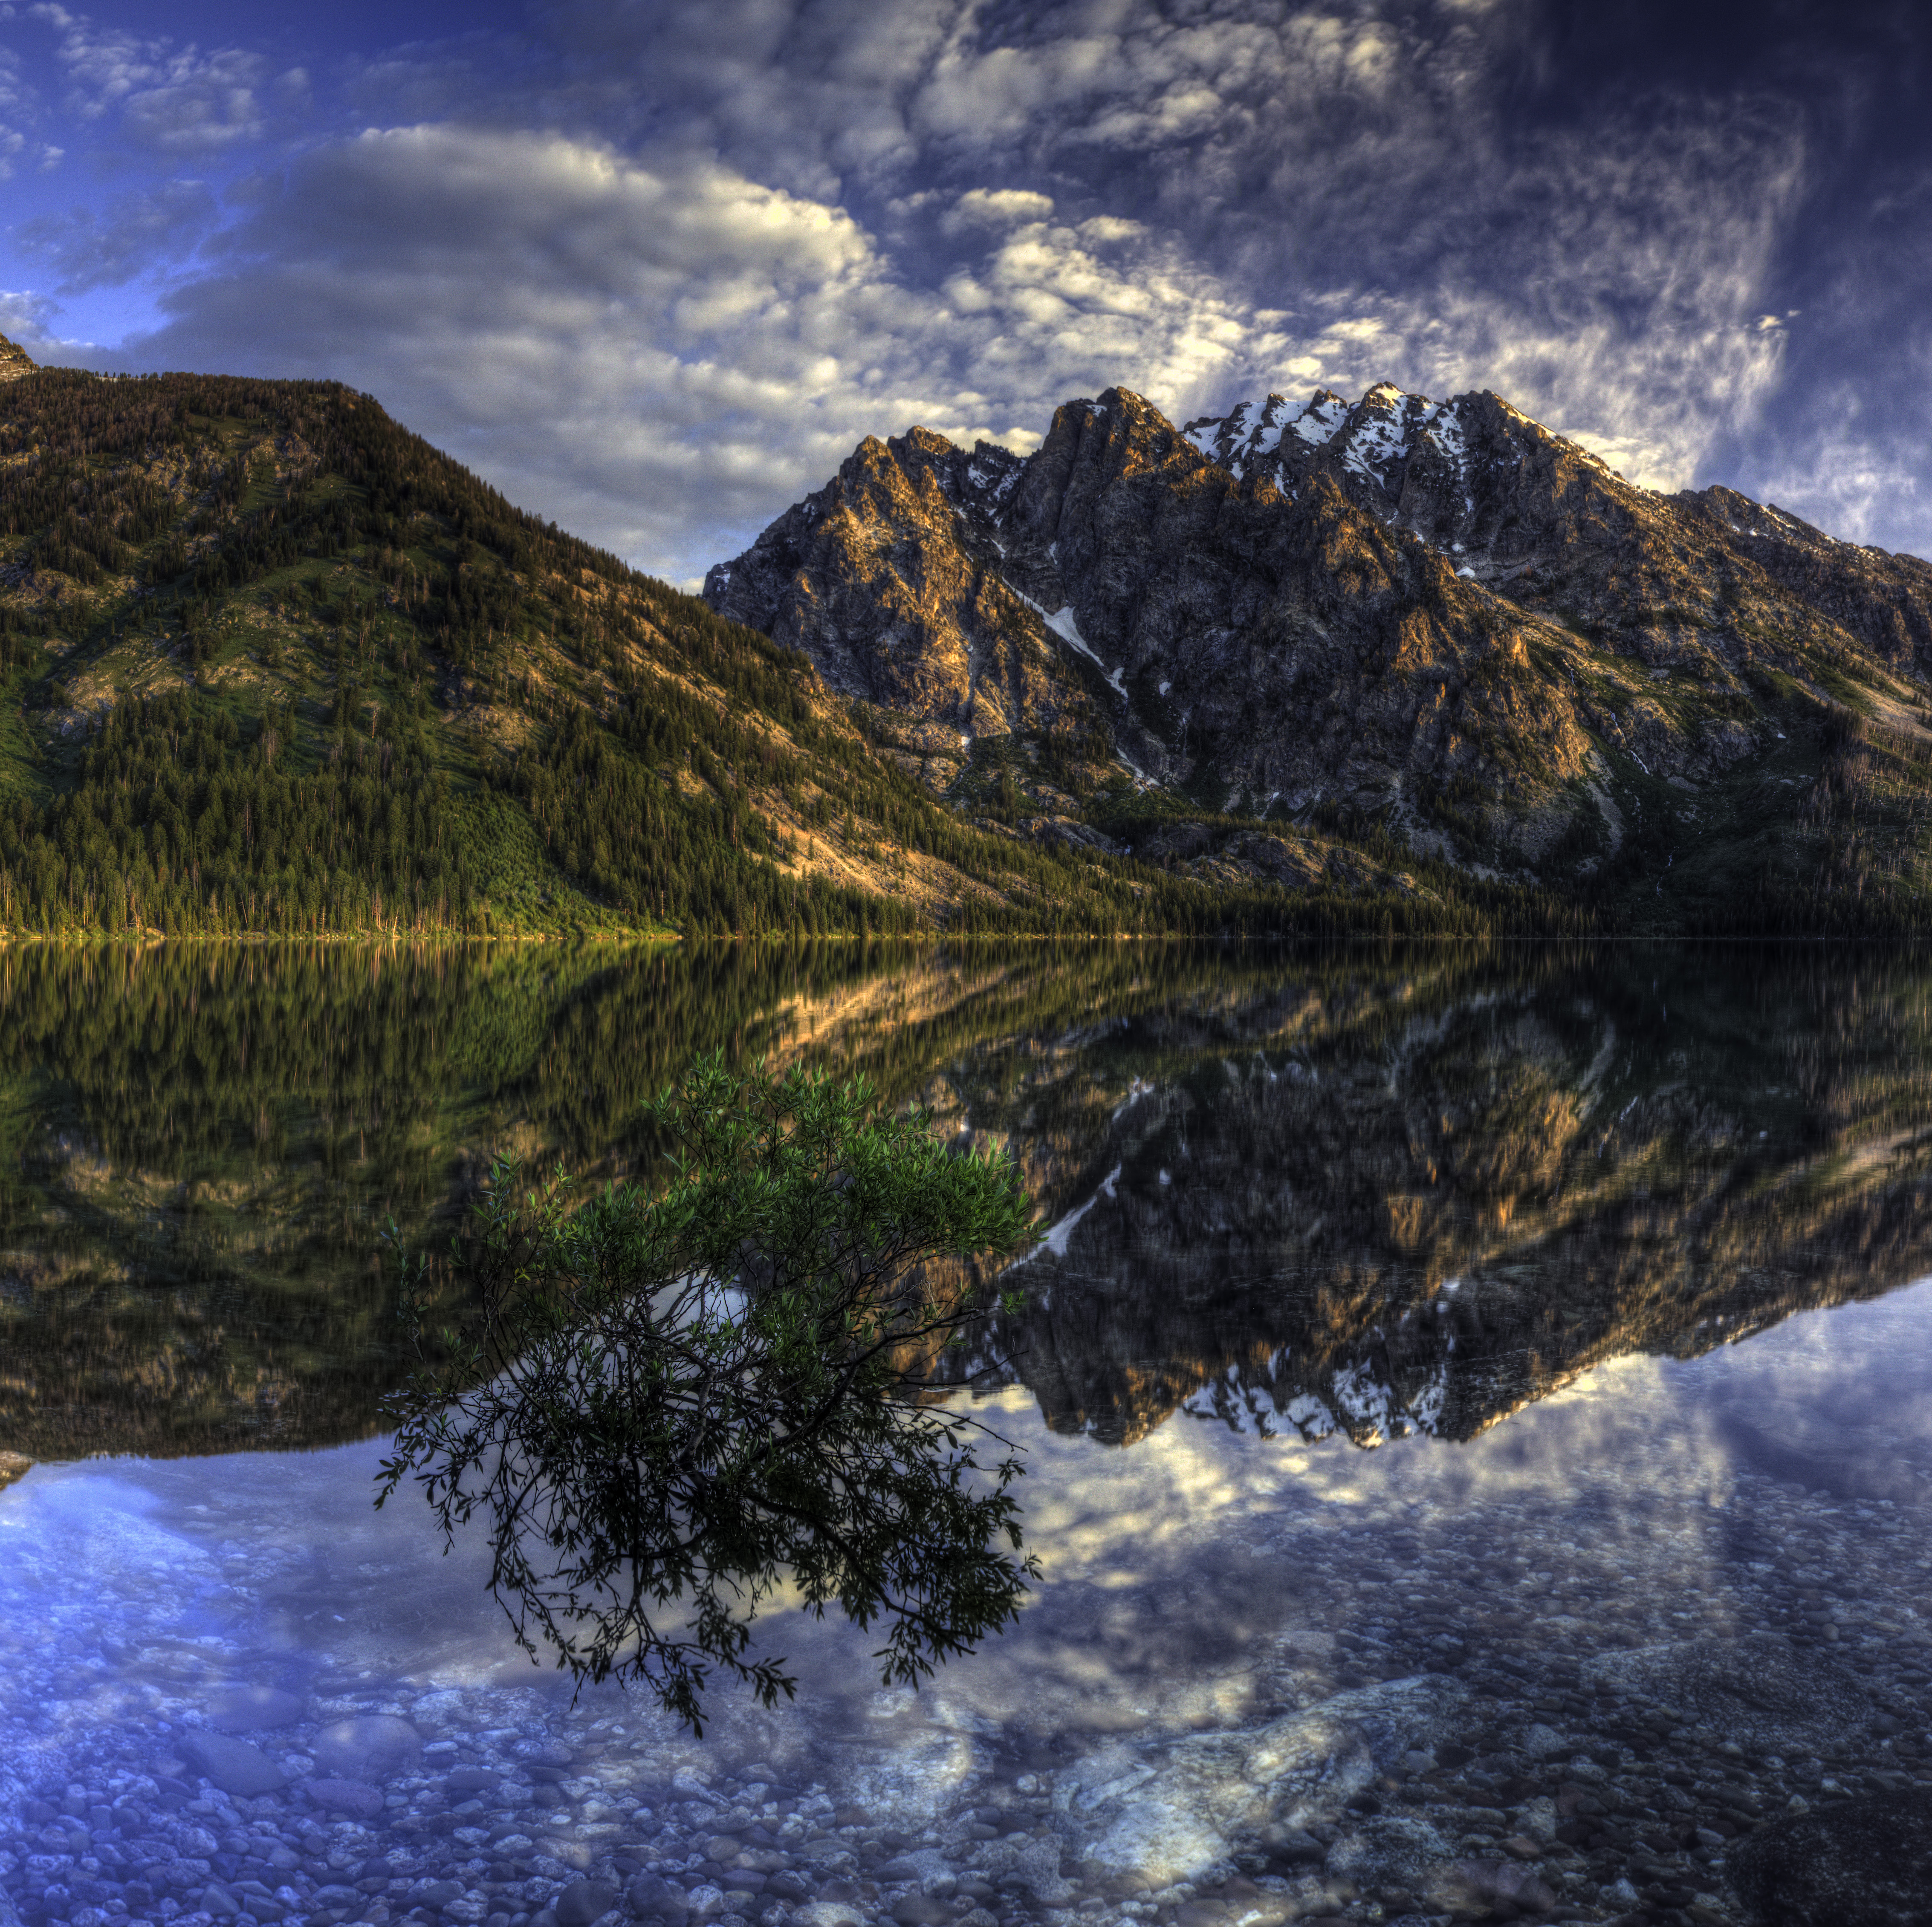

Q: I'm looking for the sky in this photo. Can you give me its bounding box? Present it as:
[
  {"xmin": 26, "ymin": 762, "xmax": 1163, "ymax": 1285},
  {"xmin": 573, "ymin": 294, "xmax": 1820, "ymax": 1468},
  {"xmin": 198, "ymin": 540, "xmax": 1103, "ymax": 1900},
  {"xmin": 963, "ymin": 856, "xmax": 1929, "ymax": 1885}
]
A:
[{"xmin": 2, "ymin": 0, "xmax": 1930, "ymax": 590}]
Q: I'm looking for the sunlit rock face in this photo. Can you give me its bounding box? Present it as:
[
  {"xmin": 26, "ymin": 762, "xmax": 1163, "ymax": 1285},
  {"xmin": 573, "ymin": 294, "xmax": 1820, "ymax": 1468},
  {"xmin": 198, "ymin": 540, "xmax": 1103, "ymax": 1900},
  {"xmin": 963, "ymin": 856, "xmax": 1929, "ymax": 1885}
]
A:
[
  {"xmin": 709, "ymin": 380, "xmax": 1932, "ymax": 877},
  {"xmin": 702, "ymin": 429, "xmax": 1090, "ymax": 749},
  {"xmin": 0, "ymin": 333, "xmax": 33, "ymax": 383},
  {"xmin": 708, "ymin": 387, "xmax": 1597, "ymax": 842}
]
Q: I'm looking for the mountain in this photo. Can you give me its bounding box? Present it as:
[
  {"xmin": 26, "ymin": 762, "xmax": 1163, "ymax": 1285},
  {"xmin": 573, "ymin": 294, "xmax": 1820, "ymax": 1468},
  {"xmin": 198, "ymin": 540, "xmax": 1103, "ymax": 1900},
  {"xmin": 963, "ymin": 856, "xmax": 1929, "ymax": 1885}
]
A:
[
  {"xmin": 0, "ymin": 336, "xmax": 1455, "ymax": 939},
  {"xmin": 922, "ymin": 945, "xmax": 1932, "ymax": 1462},
  {"xmin": 11, "ymin": 326, "xmax": 1932, "ymax": 939},
  {"xmin": 707, "ymin": 379, "xmax": 1932, "ymax": 934}
]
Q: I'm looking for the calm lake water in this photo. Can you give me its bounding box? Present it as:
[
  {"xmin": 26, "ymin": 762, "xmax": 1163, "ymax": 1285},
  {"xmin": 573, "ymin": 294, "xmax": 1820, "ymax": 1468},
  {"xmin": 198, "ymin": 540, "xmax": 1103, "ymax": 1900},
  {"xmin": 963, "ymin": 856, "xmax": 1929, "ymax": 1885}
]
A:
[{"xmin": 3, "ymin": 942, "xmax": 1930, "ymax": 1927}]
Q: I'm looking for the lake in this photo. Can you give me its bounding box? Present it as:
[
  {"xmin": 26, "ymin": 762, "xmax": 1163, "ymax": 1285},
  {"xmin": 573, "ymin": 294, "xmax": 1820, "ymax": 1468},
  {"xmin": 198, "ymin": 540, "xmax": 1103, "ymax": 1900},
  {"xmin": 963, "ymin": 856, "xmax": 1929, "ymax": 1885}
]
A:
[{"xmin": 2, "ymin": 942, "xmax": 1929, "ymax": 1927}]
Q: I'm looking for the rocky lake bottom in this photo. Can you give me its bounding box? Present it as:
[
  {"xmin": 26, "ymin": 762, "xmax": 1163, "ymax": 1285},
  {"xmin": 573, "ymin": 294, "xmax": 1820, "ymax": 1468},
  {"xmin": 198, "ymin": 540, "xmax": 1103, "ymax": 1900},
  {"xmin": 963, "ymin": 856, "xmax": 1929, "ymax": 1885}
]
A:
[{"xmin": 6, "ymin": 1280, "xmax": 1932, "ymax": 1927}]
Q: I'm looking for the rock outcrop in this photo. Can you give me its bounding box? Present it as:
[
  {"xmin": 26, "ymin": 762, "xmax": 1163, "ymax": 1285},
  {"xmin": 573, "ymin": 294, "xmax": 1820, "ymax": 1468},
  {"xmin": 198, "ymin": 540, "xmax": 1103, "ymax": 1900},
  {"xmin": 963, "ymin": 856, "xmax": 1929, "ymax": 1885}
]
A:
[
  {"xmin": 1057, "ymin": 1675, "xmax": 1469, "ymax": 1883},
  {"xmin": 0, "ymin": 333, "xmax": 35, "ymax": 383}
]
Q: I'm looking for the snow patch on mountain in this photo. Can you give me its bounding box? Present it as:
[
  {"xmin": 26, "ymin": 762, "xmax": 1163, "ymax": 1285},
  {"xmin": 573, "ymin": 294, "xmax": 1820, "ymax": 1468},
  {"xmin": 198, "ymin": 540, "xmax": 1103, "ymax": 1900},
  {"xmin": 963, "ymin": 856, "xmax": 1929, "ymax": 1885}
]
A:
[
  {"xmin": 1340, "ymin": 407, "xmax": 1412, "ymax": 482},
  {"xmin": 1185, "ymin": 389, "xmax": 1351, "ymax": 476},
  {"xmin": 966, "ymin": 456, "xmax": 1021, "ymax": 506},
  {"xmin": 1289, "ymin": 391, "xmax": 1351, "ymax": 445},
  {"xmin": 1014, "ymin": 587, "xmax": 1128, "ymax": 697},
  {"xmin": 1189, "ymin": 383, "xmax": 1439, "ymax": 494},
  {"xmin": 1027, "ymin": 1164, "xmax": 1125, "ymax": 1262},
  {"xmin": 1421, "ymin": 401, "xmax": 1469, "ymax": 475}
]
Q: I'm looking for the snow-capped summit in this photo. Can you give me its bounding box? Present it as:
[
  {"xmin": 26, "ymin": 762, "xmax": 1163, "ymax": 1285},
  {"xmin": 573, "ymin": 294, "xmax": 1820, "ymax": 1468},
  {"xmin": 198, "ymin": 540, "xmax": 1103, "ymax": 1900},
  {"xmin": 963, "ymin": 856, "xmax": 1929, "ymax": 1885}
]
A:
[
  {"xmin": 1174, "ymin": 378, "xmax": 1636, "ymax": 563},
  {"xmin": 1183, "ymin": 380, "xmax": 1496, "ymax": 506},
  {"xmin": 1182, "ymin": 388, "xmax": 1350, "ymax": 477}
]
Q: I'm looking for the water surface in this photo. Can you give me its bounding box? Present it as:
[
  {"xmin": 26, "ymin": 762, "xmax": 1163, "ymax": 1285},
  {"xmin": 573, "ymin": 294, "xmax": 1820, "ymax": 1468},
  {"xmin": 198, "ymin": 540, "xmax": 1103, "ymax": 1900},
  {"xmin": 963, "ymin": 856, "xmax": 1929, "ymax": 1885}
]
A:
[{"xmin": 3, "ymin": 942, "xmax": 1930, "ymax": 1927}]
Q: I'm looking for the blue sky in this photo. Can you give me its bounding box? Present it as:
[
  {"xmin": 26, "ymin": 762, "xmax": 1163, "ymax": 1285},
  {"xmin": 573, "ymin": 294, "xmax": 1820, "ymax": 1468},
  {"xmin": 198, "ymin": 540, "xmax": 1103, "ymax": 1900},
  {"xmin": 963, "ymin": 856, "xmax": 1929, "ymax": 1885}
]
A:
[{"xmin": 3, "ymin": 0, "xmax": 1929, "ymax": 589}]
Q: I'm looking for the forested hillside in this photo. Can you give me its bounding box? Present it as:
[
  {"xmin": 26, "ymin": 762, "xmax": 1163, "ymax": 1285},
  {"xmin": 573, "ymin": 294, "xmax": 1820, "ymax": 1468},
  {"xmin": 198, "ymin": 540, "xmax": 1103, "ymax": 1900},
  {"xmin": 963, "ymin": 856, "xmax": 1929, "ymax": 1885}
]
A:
[{"xmin": 0, "ymin": 347, "xmax": 1493, "ymax": 939}]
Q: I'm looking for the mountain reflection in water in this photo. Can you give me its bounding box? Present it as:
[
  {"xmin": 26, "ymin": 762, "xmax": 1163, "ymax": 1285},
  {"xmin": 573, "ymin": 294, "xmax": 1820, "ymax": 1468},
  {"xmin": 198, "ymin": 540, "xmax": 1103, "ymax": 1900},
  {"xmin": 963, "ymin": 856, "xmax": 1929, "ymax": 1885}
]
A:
[{"xmin": 1, "ymin": 939, "xmax": 1928, "ymax": 1462}]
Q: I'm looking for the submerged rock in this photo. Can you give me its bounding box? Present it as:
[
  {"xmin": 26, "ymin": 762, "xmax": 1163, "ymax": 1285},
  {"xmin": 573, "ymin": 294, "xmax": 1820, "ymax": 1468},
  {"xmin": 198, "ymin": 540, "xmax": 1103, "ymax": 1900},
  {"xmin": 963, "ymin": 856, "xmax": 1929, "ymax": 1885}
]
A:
[
  {"xmin": 304, "ymin": 1776, "xmax": 384, "ymax": 1819},
  {"xmin": 997, "ymin": 1838, "xmax": 1075, "ymax": 1904},
  {"xmin": 1325, "ymin": 1814, "xmax": 1454, "ymax": 1889},
  {"xmin": 555, "ymin": 1876, "xmax": 622, "ymax": 1925},
  {"xmin": 1429, "ymin": 1859, "xmax": 1556, "ymax": 1916},
  {"xmin": 819, "ymin": 1727, "xmax": 985, "ymax": 1831},
  {"xmin": 795, "ymin": 1906, "xmax": 866, "ymax": 1927},
  {"xmin": 1321, "ymin": 1819, "xmax": 1557, "ymax": 1915},
  {"xmin": 625, "ymin": 1872, "xmax": 691, "ymax": 1926},
  {"xmin": 1581, "ymin": 1635, "xmax": 1871, "ymax": 1754},
  {"xmin": 175, "ymin": 1729, "xmax": 287, "ymax": 1797},
  {"xmin": 1728, "ymin": 1787, "xmax": 1932, "ymax": 1926},
  {"xmin": 1060, "ymin": 1675, "xmax": 1469, "ymax": 1884}
]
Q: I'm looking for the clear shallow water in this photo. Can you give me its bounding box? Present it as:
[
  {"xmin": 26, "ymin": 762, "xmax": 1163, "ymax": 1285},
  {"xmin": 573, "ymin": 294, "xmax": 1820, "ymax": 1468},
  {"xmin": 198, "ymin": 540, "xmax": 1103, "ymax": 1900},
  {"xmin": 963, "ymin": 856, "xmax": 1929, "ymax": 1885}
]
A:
[{"xmin": 3, "ymin": 943, "xmax": 1932, "ymax": 1927}]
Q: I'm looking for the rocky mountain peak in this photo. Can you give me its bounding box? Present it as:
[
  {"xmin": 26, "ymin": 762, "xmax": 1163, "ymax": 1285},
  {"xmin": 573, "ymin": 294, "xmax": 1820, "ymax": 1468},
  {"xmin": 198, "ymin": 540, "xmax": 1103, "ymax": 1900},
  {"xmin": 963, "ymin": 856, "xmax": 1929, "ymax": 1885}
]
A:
[
  {"xmin": 0, "ymin": 333, "xmax": 37, "ymax": 383},
  {"xmin": 706, "ymin": 371, "xmax": 1932, "ymax": 930}
]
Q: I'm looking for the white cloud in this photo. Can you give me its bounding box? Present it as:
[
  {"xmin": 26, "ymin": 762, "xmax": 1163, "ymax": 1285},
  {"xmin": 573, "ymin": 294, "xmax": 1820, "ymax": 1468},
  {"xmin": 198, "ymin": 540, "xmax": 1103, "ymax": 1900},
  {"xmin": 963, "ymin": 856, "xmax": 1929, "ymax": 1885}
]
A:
[
  {"xmin": 1747, "ymin": 369, "xmax": 1931, "ymax": 552},
  {"xmin": 0, "ymin": 38, "xmax": 31, "ymax": 109},
  {"xmin": 0, "ymin": 286, "xmax": 55, "ymax": 334},
  {"xmin": 537, "ymin": 0, "xmax": 957, "ymax": 202},
  {"xmin": 0, "ymin": 36, "xmax": 40, "ymax": 176},
  {"xmin": 1781, "ymin": 457, "xmax": 1923, "ymax": 553},
  {"xmin": 31, "ymin": 2, "xmax": 264, "ymax": 152},
  {"xmin": 940, "ymin": 188, "xmax": 1056, "ymax": 234},
  {"xmin": 0, "ymin": 284, "xmax": 87, "ymax": 357}
]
